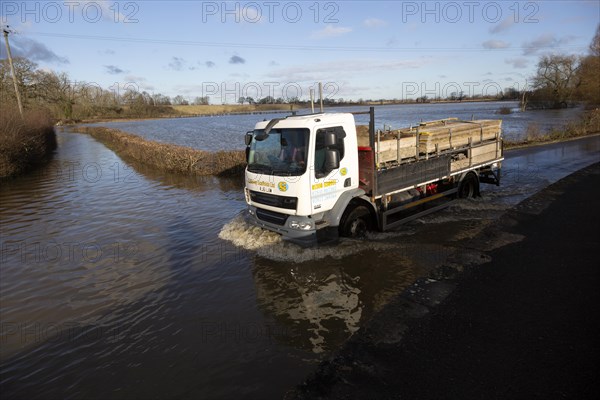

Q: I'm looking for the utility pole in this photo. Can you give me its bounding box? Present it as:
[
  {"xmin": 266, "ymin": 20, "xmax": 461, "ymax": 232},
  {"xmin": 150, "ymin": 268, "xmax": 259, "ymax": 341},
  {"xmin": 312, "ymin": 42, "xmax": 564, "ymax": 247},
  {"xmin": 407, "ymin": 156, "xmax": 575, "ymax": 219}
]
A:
[{"xmin": 3, "ymin": 27, "xmax": 24, "ymax": 118}]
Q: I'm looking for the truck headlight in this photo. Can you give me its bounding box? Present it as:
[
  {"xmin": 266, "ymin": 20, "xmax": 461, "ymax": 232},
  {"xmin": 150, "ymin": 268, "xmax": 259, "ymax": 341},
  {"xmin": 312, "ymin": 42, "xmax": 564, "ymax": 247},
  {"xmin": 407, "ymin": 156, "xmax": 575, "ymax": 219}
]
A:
[{"xmin": 288, "ymin": 219, "xmax": 313, "ymax": 230}]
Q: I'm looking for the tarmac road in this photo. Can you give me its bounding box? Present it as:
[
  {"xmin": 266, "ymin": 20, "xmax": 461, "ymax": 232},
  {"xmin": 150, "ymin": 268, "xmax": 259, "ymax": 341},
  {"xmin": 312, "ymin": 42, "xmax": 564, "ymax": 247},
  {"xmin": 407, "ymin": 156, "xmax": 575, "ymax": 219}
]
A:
[{"xmin": 287, "ymin": 162, "xmax": 600, "ymax": 400}]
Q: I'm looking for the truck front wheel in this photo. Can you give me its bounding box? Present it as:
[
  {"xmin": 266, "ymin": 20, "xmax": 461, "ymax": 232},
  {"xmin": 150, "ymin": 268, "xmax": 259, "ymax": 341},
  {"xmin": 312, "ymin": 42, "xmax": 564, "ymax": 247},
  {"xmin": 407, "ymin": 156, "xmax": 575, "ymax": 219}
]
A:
[{"xmin": 339, "ymin": 205, "xmax": 371, "ymax": 238}]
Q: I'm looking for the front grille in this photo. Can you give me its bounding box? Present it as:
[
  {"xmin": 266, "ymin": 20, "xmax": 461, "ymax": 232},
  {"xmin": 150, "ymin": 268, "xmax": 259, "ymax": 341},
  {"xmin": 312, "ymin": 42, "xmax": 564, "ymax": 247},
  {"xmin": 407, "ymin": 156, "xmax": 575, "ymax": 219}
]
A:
[
  {"xmin": 256, "ymin": 208, "xmax": 288, "ymax": 226},
  {"xmin": 250, "ymin": 191, "xmax": 297, "ymax": 210}
]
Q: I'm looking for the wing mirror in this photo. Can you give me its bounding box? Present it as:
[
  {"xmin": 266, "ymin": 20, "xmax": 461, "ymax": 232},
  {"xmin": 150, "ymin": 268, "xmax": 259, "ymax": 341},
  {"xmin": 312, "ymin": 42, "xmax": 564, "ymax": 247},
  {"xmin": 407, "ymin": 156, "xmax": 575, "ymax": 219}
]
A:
[
  {"xmin": 324, "ymin": 131, "xmax": 337, "ymax": 147},
  {"xmin": 324, "ymin": 149, "xmax": 340, "ymax": 173},
  {"xmin": 244, "ymin": 131, "xmax": 253, "ymax": 146}
]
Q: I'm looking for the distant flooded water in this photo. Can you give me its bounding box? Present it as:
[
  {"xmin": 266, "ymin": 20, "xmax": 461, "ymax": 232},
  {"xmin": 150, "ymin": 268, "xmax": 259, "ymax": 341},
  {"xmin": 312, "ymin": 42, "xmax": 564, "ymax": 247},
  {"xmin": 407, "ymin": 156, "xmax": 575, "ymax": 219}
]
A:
[
  {"xmin": 90, "ymin": 101, "xmax": 583, "ymax": 151},
  {"xmin": 1, "ymin": 129, "xmax": 598, "ymax": 399}
]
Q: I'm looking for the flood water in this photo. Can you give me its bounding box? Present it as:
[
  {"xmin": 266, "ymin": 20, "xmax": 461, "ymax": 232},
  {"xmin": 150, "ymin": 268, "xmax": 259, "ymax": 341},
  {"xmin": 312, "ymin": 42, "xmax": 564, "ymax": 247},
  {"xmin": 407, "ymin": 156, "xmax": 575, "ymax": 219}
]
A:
[
  {"xmin": 90, "ymin": 101, "xmax": 583, "ymax": 151},
  {"xmin": 1, "ymin": 108, "xmax": 599, "ymax": 399}
]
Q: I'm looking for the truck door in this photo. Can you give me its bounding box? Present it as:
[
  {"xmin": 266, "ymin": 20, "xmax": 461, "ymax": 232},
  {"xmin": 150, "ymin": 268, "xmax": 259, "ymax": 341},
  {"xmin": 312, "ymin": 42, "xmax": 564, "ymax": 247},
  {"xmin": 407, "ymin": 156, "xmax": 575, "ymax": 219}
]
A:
[{"xmin": 310, "ymin": 126, "xmax": 349, "ymax": 213}]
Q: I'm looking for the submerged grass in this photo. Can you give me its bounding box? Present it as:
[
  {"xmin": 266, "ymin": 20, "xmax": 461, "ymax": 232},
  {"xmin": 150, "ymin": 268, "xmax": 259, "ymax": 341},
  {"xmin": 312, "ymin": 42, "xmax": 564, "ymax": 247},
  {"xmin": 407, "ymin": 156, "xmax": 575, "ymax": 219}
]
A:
[
  {"xmin": 0, "ymin": 107, "xmax": 57, "ymax": 179},
  {"xmin": 505, "ymin": 109, "xmax": 600, "ymax": 149},
  {"xmin": 73, "ymin": 126, "xmax": 246, "ymax": 176}
]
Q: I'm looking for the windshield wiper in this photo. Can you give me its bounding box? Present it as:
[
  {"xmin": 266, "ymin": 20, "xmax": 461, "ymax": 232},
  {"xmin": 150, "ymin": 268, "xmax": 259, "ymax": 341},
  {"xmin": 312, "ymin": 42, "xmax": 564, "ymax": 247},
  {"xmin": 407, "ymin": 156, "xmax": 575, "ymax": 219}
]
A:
[
  {"xmin": 248, "ymin": 164, "xmax": 273, "ymax": 174},
  {"xmin": 272, "ymin": 167, "xmax": 304, "ymax": 176},
  {"xmin": 272, "ymin": 169, "xmax": 293, "ymax": 176}
]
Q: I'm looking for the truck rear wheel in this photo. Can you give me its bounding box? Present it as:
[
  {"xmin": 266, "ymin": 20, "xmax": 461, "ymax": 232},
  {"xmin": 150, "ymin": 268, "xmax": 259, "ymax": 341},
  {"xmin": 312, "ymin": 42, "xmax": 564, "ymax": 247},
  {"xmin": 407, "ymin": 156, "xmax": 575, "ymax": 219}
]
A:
[
  {"xmin": 339, "ymin": 206, "xmax": 371, "ymax": 238},
  {"xmin": 458, "ymin": 173, "xmax": 480, "ymax": 198}
]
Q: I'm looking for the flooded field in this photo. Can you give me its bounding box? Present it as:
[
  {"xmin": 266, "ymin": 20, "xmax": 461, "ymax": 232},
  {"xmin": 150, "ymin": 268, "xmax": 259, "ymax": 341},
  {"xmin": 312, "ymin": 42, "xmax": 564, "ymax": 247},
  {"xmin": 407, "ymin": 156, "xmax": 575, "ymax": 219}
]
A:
[
  {"xmin": 90, "ymin": 102, "xmax": 584, "ymax": 151},
  {"xmin": 1, "ymin": 117, "xmax": 599, "ymax": 398}
]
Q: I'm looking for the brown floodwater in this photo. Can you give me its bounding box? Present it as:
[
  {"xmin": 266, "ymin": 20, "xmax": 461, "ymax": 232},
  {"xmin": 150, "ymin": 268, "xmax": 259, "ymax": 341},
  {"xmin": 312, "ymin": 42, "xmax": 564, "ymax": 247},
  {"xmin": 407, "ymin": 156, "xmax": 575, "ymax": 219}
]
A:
[{"xmin": 1, "ymin": 128, "xmax": 598, "ymax": 399}]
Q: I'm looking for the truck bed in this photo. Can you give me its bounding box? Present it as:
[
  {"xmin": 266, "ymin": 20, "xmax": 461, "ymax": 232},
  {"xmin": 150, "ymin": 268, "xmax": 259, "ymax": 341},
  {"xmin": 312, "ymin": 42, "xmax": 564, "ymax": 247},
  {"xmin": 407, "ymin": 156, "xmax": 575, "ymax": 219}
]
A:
[
  {"xmin": 356, "ymin": 118, "xmax": 503, "ymax": 196},
  {"xmin": 356, "ymin": 118, "xmax": 502, "ymax": 166}
]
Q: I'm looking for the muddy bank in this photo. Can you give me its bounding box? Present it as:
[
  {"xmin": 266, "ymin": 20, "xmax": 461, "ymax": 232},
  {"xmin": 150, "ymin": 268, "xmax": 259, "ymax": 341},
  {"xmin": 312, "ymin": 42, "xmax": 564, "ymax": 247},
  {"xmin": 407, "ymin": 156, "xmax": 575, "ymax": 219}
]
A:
[
  {"xmin": 72, "ymin": 126, "xmax": 246, "ymax": 176},
  {"xmin": 0, "ymin": 109, "xmax": 57, "ymax": 179},
  {"xmin": 286, "ymin": 162, "xmax": 600, "ymax": 399}
]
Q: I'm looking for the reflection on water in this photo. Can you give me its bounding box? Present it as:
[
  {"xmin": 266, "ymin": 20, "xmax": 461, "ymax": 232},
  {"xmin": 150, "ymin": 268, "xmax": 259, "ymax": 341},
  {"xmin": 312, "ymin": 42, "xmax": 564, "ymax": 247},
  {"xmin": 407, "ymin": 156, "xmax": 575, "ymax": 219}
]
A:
[
  {"xmin": 1, "ymin": 130, "xmax": 598, "ymax": 398},
  {"xmin": 251, "ymin": 250, "xmax": 422, "ymax": 354}
]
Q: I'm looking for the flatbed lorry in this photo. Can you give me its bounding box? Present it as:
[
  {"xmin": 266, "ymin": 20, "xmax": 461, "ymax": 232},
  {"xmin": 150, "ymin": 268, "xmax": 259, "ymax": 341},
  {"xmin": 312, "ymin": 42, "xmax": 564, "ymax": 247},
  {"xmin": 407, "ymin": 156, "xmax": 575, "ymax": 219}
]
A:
[{"xmin": 243, "ymin": 107, "xmax": 503, "ymax": 246}]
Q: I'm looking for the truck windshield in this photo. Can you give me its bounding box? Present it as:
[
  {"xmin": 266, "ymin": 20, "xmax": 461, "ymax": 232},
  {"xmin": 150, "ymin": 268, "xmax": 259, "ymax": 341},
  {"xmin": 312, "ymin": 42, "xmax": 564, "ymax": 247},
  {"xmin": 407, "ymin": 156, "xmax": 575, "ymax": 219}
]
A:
[{"xmin": 247, "ymin": 128, "xmax": 309, "ymax": 176}]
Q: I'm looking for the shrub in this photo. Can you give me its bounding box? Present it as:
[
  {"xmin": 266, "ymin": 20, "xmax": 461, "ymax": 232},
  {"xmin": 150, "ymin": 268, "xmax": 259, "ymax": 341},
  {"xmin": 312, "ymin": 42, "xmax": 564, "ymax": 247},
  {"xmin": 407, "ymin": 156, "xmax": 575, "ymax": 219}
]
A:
[{"xmin": 0, "ymin": 107, "xmax": 57, "ymax": 179}]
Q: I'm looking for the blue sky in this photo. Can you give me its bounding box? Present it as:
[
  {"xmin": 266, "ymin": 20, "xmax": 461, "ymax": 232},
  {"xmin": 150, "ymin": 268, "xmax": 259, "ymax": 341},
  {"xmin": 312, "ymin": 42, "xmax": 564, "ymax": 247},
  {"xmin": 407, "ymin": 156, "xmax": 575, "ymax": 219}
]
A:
[{"xmin": 1, "ymin": 1, "xmax": 598, "ymax": 102}]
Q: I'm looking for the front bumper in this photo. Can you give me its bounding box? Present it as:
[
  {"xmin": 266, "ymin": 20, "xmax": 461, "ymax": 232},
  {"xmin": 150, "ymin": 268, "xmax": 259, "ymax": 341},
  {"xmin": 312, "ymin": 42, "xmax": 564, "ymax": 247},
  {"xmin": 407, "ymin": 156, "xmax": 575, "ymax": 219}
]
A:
[{"xmin": 244, "ymin": 206, "xmax": 319, "ymax": 247}]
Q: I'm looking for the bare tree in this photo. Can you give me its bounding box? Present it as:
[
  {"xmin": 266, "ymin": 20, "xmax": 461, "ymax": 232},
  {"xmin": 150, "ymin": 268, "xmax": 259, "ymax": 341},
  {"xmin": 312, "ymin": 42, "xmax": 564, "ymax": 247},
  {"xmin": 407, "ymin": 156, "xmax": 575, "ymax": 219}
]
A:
[
  {"xmin": 577, "ymin": 24, "xmax": 600, "ymax": 105},
  {"xmin": 590, "ymin": 24, "xmax": 600, "ymax": 57},
  {"xmin": 532, "ymin": 54, "xmax": 580, "ymax": 108},
  {"xmin": 172, "ymin": 95, "xmax": 188, "ymax": 105},
  {"xmin": 0, "ymin": 57, "xmax": 39, "ymax": 105},
  {"xmin": 47, "ymin": 72, "xmax": 77, "ymax": 118}
]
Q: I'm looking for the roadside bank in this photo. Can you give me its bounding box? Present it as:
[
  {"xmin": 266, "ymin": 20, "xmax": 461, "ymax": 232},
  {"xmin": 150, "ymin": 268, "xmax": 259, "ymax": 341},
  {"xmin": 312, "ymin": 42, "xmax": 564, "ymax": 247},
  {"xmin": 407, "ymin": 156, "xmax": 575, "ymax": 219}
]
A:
[
  {"xmin": 287, "ymin": 162, "xmax": 600, "ymax": 400},
  {"xmin": 71, "ymin": 126, "xmax": 246, "ymax": 176},
  {"xmin": 0, "ymin": 109, "xmax": 57, "ymax": 180}
]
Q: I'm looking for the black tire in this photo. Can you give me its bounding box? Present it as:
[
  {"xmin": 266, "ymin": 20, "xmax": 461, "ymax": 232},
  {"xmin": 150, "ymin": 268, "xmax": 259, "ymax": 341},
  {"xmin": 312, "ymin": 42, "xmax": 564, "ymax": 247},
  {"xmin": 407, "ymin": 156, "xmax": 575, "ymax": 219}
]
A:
[
  {"xmin": 339, "ymin": 205, "xmax": 371, "ymax": 238},
  {"xmin": 458, "ymin": 173, "xmax": 480, "ymax": 198}
]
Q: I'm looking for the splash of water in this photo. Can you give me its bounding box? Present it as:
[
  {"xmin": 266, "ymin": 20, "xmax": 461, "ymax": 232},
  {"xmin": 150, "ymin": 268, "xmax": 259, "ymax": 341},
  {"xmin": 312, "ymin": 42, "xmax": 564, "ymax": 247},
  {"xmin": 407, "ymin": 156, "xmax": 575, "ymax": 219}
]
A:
[{"xmin": 218, "ymin": 213, "xmax": 398, "ymax": 263}]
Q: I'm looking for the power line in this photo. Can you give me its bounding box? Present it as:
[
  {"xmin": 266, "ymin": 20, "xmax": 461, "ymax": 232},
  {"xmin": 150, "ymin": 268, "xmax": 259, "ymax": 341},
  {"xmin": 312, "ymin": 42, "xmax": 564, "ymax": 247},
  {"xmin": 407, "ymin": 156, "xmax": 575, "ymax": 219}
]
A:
[{"xmin": 25, "ymin": 31, "xmax": 588, "ymax": 53}]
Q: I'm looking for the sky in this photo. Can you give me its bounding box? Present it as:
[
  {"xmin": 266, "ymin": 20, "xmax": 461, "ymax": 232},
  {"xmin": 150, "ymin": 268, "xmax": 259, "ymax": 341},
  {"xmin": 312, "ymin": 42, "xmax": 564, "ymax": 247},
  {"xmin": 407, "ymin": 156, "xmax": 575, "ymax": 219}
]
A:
[{"xmin": 1, "ymin": 0, "xmax": 599, "ymax": 103}]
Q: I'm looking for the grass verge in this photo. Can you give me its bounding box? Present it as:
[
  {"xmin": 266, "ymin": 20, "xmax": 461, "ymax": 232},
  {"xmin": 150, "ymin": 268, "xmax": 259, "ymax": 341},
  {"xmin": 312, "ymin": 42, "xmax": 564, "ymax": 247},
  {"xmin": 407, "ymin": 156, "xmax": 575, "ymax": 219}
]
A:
[
  {"xmin": 73, "ymin": 126, "xmax": 246, "ymax": 176},
  {"xmin": 0, "ymin": 108, "xmax": 57, "ymax": 179}
]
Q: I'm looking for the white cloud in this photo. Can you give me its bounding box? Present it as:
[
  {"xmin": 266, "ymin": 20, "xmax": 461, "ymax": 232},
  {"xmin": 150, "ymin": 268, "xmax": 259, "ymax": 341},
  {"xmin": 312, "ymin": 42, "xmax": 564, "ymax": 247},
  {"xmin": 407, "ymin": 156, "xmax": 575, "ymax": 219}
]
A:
[
  {"xmin": 522, "ymin": 34, "xmax": 576, "ymax": 55},
  {"xmin": 310, "ymin": 25, "xmax": 352, "ymax": 39},
  {"xmin": 490, "ymin": 17, "xmax": 514, "ymax": 34},
  {"xmin": 122, "ymin": 75, "xmax": 154, "ymax": 91},
  {"xmin": 363, "ymin": 18, "xmax": 387, "ymax": 28},
  {"xmin": 168, "ymin": 56, "xmax": 186, "ymax": 71},
  {"xmin": 505, "ymin": 57, "xmax": 529, "ymax": 69},
  {"xmin": 482, "ymin": 40, "xmax": 510, "ymax": 49},
  {"xmin": 229, "ymin": 55, "xmax": 246, "ymax": 64},
  {"xmin": 9, "ymin": 37, "xmax": 68, "ymax": 64},
  {"xmin": 104, "ymin": 65, "xmax": 127, "ymax": 74}
]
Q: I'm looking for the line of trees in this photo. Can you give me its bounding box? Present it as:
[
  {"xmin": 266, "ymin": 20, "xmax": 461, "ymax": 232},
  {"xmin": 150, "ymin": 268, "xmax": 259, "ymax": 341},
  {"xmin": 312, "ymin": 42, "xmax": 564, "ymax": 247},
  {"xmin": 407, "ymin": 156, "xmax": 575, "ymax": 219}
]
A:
[{"xmin": 0, "ymin": 58, "xmax": 194, "ymax": 120}]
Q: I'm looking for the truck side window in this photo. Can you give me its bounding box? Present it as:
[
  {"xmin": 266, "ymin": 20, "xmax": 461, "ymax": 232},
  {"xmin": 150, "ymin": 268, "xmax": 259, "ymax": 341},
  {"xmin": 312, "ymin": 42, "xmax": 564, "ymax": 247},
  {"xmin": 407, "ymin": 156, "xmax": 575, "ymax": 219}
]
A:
[{"xmin": 315, "ymin": 127, "xmax": 345, "ymax": 178}]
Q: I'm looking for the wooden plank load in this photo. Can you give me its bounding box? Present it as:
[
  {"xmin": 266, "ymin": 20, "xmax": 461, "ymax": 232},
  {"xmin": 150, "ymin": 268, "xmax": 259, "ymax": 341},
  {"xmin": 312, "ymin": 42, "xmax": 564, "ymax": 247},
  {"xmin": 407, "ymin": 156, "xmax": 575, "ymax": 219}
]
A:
[
  {"xmin": 356, "ymin": 118, "xmax": 502, "ymax": 166},
  {"xmin": 417, "ymin": 119, "xmax": 501, "ymax": 153}
]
